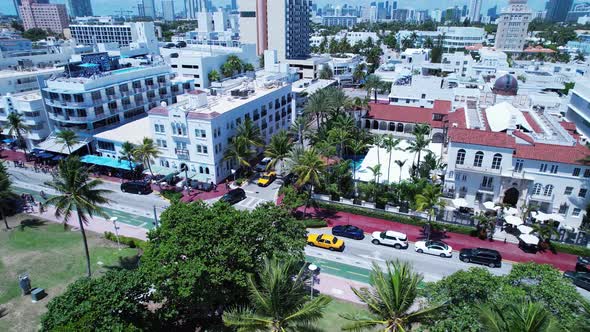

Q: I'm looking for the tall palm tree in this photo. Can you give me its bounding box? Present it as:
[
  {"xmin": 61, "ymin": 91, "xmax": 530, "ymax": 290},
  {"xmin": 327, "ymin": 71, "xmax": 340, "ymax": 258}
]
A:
[
  {"xmin": 133, "ymin": 137, "xmax": 160, "ymax": 179},
  {"xmin": 474, "ymin": 212, "xmax": 495, "ymax": 239},
  {"xmin": 367, "ymin": 164, "xmax": 382, "ymax": 184},
  {"xmin": 406, "ymin": 133, "xmax": 431, "ymax": 177},
  {"xmin": 413, "ymin": 123, "xmax": 431, "ymax": 137},
  {"xmin": 532, "ymin": 222, "xmax": 559, "ymax": 248},
  {"xmin": 349, "ymin": 139, "xmax": 368, "ymax": 198},
  {"xmin": 325, "ymin": 86, "xmax": 350, "ymax": 116},
  {"xmin": 415, "ymin": 184, "xmax": 445, "ymax": 230},
  {"xmin": 0, "ymin": 161, "xmax": 14, "ymax": 230},
  {"xmin": 7, "ymin": 112, "xmax": 30, "ymax": 154},
  {"xmin": 364, "ymin": 74, "xmax": 382, "ymax": 102},
  {"xmin": 373, "ymin": 134, "xmax": 384, "ymax": 183},
  {"xmin": 265, "ymin": 130, "xmax": 292, "ymax": 174},
  {"xmin": 353, "ymin": 63, "xmax": 367, "ymax": 84},
  {"xmin": 479, "ymin": 297, "xmax": 560, "ymax": 332},
  {"xmin": 382, "ymin": 135, "xmax": 401, "ymax": 184},
  {"xmin": 342, "ymin": 260, "xmax": 444, "ymax": 331},
  {"xmin": 223, "ymin": 257, "xmax": 332, "ymax": 331},
  {"xmin": 395, "ymin": 159, "xmax": 407, "ymax": 184},
  {"xmin": 290, "ymin": 115, "xmax": 309, "ymax": 148},
  {"xmin": 304, "ymin": 89, "xmax": 331, "ymax": 128},
  {"xmin": 236, "ymin": 118, "xmax": 264, "ymax": 148},
  {"xmin": 328, "ymin": 127, "xmax": 350, "ymax": 159},
  {"xmin": 45, "ymin": 157, "xmax": 111, "ymax": 277},
  {"xmin": 55, "ymin": 129, "xmax": 79, "ymax": 154},
  {"xmin": 225, "ymin": 54, "xmax": 243, "ymax": 74},
  {"xmin": 224, "ymin": 136, "xmax": 255, "ymax": 177},
  {"xmin": 292, "ymin": 147, "xmax": 325, "ymax": 216},
  {"xmin": 120, "ymin": 141, "xmax": 136, "ymax": 172}
]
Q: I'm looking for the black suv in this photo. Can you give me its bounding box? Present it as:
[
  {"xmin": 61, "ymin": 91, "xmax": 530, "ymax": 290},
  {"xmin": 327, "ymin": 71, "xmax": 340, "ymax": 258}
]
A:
[
  {"xmin": 459, "ymin": 248, "xmax": 502, "ymax": 268},
  {"xmin": 121, "ymin": 181, "xmax": 152, "ymax": 195},
  {"xmin": 576, "ymin": 256, "xmax": 590, "ymax": 272},
  {"xmin": 564, "ymin": 271, "xmax": 590, "ymax": 291},
  {"xmin": 220, "ymin": 188, "xmax": 246, "ymax": 205}
]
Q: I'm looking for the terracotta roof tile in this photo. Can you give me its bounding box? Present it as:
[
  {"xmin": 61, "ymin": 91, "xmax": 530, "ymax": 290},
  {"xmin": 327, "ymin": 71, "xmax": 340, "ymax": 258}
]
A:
[
  {"xmin": 366, "ymin": 100, "xmax": 451, "ymax": 128},
  {"xmin": 448, "ymin": 128, "xmax": 516, "ymax": 149},
  {"xmin": 522, "ymin": 112, "xmax": 543, "ymax": 133},
  {"xmin": 148, "ymin": 106, "xmax": 168, "ymax": 116}
]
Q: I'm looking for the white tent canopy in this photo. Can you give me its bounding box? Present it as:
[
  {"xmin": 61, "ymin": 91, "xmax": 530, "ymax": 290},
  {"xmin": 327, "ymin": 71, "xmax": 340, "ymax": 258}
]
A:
[
  {"xmin": 519, "ymin": 234, "xmax": 540, "ymax": 245},
  {"xmin": 485, "ymin": 102, "xmax": 533, "ymax": 133},
  {"xmin": 504, "ymin": 215, "xmax": 523, "ymax": 226},
  {"xmin": 517, "ymin": 225, "xmax": 534, "ymax": 234},
  {"xmin": 453, "ymin": 198, "xmax": 469, "ymax": 208},
  {"xmin": 483, "ymin": 201, "xmax": 497, "ymax": 210},
  {"xmin": 503, "ymin": 207, "xmax": 519, "ymax": 216}
]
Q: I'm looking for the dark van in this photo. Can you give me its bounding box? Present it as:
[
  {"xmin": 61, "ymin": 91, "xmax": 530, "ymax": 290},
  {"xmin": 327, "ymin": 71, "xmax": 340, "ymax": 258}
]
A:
[
  {"xmin": 459, "ymin": 248, "xmax": 502, "ymax": 268},
  {"xmin": 219, "ymin": 188, "xmax": 246, "ymax": 205},
  {"xmin": 121, "ymin": 181, "xmax": 152, "ymax": 195}
]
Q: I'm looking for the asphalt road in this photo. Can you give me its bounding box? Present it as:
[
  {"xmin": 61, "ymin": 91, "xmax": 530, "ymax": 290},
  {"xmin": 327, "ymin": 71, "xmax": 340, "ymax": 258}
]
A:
[{"xmin": 206, "ymin": 174, "xmax": 282, "ymax": 211}]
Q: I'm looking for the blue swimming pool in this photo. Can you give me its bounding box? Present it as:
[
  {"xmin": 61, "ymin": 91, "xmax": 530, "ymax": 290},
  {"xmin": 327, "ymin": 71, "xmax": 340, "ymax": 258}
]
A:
[
  {"xmin": 111, "ymin": 66, "xmax": 144, "ymax": 74},
  {"xmin": 350, "ymin": 158, "xmax": 365, "ymax": 170}
]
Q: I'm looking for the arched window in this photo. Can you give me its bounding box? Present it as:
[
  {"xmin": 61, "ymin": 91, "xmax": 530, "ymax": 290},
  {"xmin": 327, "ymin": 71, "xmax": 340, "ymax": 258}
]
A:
[
  {"xmin": 205, "ymin": 167, "xmax": 210, "ymax": 174},
  {"xmin": 473, "ymin": 151, "xmax": 484, "ymax": 167},
  {"xmin": 544, "ymin": 184, "xmax": 554, "ymax": 197},
  {"xmin": 165, "ymin": 161, "xmax": 169, "ymax": 167},
  {"xmin": 397, "ymin": 123, "xmax": 404, "ymax": 132},
  {"xmin": 365, "ymin": 120, "xmax": 371, "ymax": 128},
  {"xmin": 199, "ymin": 166, "xmax": 204, "ymax": 173},
  {"xmin": 456, "ymin": 149, "xmax": 466, "ymax": 165},
  {"xmin": 372, "ymin": 120, "xmax": 379, "ymax": 129},
  {"xmin": 379, "ymin": 121, "xmax": 387, "ymax": 130},
  {"xmin": 533, "ymin": 183, "xmax": 542, "ymax": 195},
  {"xmin": 389, "ymin": 122, "xmax": 396, "ymax": 131},
  {"xmin": 491, "ymin": 153, "xmax": 502, "ymax": 170}
]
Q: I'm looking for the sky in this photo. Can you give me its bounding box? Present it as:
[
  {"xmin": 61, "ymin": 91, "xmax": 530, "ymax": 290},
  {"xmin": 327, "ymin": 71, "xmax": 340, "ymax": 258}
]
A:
[{"xmin": 0, "ymin": 0, "xmax": 548, "ymax": 17}]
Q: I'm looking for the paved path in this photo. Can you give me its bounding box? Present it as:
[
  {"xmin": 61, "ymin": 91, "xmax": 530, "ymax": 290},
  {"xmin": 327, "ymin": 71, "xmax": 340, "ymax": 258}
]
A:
[{"xmin": 301, "ymin": 206, "xmax": 579, "ymax": 271}]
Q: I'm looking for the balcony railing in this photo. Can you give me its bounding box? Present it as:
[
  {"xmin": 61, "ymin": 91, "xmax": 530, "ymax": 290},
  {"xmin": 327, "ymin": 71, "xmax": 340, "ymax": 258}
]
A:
[
  {"xmin": 455, "ymin": 163, "xmax": 502, "ymax": 174},
  {"xmin": 529, "ymin": 193, "xmax": 555, "ymax": 202},
  {"xmin": 175, "ymin": 148, "xmax": 190, "ymax": 160},
  {"xmin": 478, "ymin": 185, "xmax": 494, "ymax": 192}
]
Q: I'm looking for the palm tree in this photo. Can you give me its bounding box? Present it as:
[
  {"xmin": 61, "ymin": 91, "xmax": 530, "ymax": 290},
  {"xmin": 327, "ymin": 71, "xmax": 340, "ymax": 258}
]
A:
[
  {"xmin": 45, "ymin": 157, "xmax": 111, "ymax": 277},
  {"xmin": 367, "ymin": 164, "xmax": 382, "ymax": 184},
  {"xmin": 413, "ymin": 123, "xmax": 431, "ymax": 137},
  {"xmin": 364, "ymin": 74, "xmax": 382, "ymax": 102},
  {"xmin": 353, "ymin": 63, "xmax": 367, "ymax": 83},
  {"xmin": 55, "ymin": 129, "xmax": 79, "ymax": 154},
  {"xmin": 319, "ymin": 64, "xmax": 334, "ymax": 79},
  {"xmin": 395, "ymin": 159, "xmax": 406, "ymax": 184},
  {"xmin": 342, "ymin": 260, "xmax": 444, "ymax": 331},
  {"xmin": 474, "ymin": 212, "xmax": 495, "ymax": 239},
  {"xmin": 0, "ymin": 161, "xmax": 14, "ymax": 230},
  {"xmin": 225, "ymin": 54, "xmax": 243, "ymax": 74},
  {"xmin": 406, "ymin": 133, "xmax": 431, "ymax": 177},
  {"xmin": 349, "ymin": 139, "xmax": 368, "ymax": 198},
  {"xmin": 424, "ymin": 37, "xmax": 435, "ymax": 49},
  {"xmin": 479, "ymin": 297, "xmax": 559, "ymax": 332},
  {"xmin": 208, "ymin": 69, "xmax": 221, "ymax": 82},
  {"xmin": 265, "ymin": 130, "xmax": 292, "ymax": 174},
  {"xmin": 373, "ymin": 134, "xmax": 384, "ymax": 182},
  {"xmin": 7, "ymin": 112, "xmax": 30, "ymax": 154},
  {"xmin": 325, "ymin": 86, "xmax": 350, "ymax": 116},
  {"xmin": 290, "ymin": 115, "xmax": 309, "ymax": 147},
  {"xmin": 328, "ymin": 127, "xmax": 350, "ymax": 159},
  {"xmin": 236, "ymin": 118, "xmax": 264, "ymax": 148},
  {"xmin": 132, "ymin": 137, "xmax": 160, "ymax": 179},
  {"xmin": 415, "ymin": 184, "xmax": 445, "ymax": 233},
  {"xmin": 120, "ymin": 141, "xmax": 136, "ymax": 172},
  {"xmin": 223, "ymin": 257, "xmax": 332, "ymax": 331},
  {"xmin": 224, "ymin": 136, "xmax": 255, "ymax": 178},
  {"xmin": 532, "ymin": 221, "xmax": 559, "ymax": 248},
  {"xmin": 382, "ymin": 135, "xmax": 400, "ymax": 184},
  {"xmin": 575, "ymin": 52, "xmax": 585, "ymax": 62},
  {"xmin": 292, "ymin": 147, "xmax": 325, "ymax": 216},
  {"xmin": 304, "ymin": 89, "xmax": 331, "ymax": 128}
]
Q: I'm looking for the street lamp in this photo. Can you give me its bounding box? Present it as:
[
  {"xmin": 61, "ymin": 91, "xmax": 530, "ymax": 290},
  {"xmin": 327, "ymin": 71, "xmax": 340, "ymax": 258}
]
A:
[
  {"xmin": 308, "ymin": 263, "xmax": 318, "ymax": 299},
  {"xmin": 110, "ymin": 217, "xmax": 121, "ymax": 250}
]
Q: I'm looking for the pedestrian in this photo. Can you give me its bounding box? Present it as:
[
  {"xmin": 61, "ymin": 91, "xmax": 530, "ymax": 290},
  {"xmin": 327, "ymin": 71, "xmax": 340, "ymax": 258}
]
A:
[
  {"xmin": 225, "ymin": 179, "xmax": 230, "ymax": 190},
  {"xmin": 38, "ymin": 202, "xmax": 44, "ymax": 213}
]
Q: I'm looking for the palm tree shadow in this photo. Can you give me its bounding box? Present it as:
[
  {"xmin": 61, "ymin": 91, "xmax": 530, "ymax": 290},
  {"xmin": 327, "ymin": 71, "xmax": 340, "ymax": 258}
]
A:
[
  {"xmin": 104, "ymin": 255, "xmax": 141, "ymax": 271},
  {"xmin": 19, "ymin": 219, "xmax": 46, "ymax": 231},
  {"xmin": 0, "ymin": 307, "xmax": 8, "ymax": 318}
]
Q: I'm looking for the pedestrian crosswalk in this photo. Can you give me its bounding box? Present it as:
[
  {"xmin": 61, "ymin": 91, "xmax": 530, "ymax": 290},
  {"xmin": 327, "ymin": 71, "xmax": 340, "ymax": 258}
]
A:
[{"xmin": 234, "ymin": 196, "xmax": 270, "ymax": 210}]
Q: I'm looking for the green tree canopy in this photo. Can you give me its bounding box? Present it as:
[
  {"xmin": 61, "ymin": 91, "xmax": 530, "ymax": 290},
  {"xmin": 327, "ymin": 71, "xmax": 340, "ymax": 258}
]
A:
[{"xmin": 23, "ymin": 28, "xmax": 47, "ymax": 41}]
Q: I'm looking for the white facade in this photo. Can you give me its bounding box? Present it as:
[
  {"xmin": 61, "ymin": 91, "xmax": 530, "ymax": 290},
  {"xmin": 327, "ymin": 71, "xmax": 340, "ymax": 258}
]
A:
[
  {"xmin": 566, "ymin": 81, "xmax": 590, "ymax": 138},
  {"xmin": 495, "ymin": 0, "xmax": 532, "ymax": 51},
  {"xmin": 0, "ymin": 67, "xmax": 62, "ymax": 95},
  {"xmin": 468, "ymin": 0, "xmax": 482, "ymax": 22},
  {"xmin": 0, "ymin": 91, "xmax": 51, "ymax": 148},
  {"xmin": 147, "ymin": 82, "xmax": 293, "ymax": 183},
  {"xmin": 69, "ymin": 22, "xmax": 160, "ymax": 55},
  {"xmin": 160, "ymin": 44, "xmax": 258, "ymax": 88},
  {"xmin": 396, "ymin": 27, "xmax": 485, "ymax": 50}
]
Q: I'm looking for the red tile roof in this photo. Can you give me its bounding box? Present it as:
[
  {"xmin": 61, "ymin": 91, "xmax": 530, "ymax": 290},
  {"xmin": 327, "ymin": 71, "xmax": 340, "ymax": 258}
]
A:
[
  {"xmin": 366, "ymin": 100, "xmax": 451, "ymax": 128},
  {"xmin": 148, "ymin": 106, "xmax": 168, "ymax": 116},
  {"xmin": 560, "ymin": 121, "xmax": 577, "ymax": 132},
  {"xmin": 512, "ymin": 130, "xmax": 535, "ymax": 144},
  {"xmin": 515, "ymin": 142, "xmax": 589, "ymax": 165},
  {"xmin": 522, "ymin": 112, "xmax": 543, "ymax": 133},
  {"xmin": 448, "ymin": 128, "xmax": 516, "ymax": 149},
  {"xmin": 445, "ymin": 108, "xmax": 467, "ymax": 129}
]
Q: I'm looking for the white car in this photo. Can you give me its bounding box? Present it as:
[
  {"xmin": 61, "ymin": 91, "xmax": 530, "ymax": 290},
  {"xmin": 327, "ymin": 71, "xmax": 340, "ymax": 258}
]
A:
[
  {"xmin": 414, "ymin": 240, "xmax": 453, "ymax": 257},
  {"xmin": 371, "ymin": 230, "xmax": 409, "ymax": 249}
]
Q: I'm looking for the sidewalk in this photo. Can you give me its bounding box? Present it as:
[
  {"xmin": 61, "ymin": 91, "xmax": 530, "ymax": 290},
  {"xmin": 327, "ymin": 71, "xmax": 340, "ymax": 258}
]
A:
[
  {"xmin": 314, "ymin": 273, "xmax": 366, "ymax": 304},
  {"xmin": 301, "ymin": 206, "xmax": 578, "ymax": 271}
]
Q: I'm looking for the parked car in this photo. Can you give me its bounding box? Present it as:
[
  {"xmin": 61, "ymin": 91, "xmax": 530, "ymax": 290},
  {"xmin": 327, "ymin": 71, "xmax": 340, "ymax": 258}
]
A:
[
  {"xmin": 282, "ymin": 172, "xmax": 298, "ymax": 186},
  {"xmin": 120, "ymin": 181, "xmax": 152, "ymax": 195},
  {"xmin": 371, "ymin": 230, "xmax": 408, "ymax": 249},
  {"xmin": 307, "ymin": 234, "xmax": 345, "ymax": 251},
  {"xmin": 257, "ymin": 171, "xmax": 277, "ymax": 187},
  {"xmin": 576, "ymin": 256, "xmax": 590, "ymax": 272},
  {"xmin": 219, "ymin": 188, "xmax": 246, "ymax": 205},
  {"xmin": 332, "ymin": 225, "xmax": 364, "ymax": 240},
  {"xmin": 564, "ymin": 271, "xmax": 590, "ymax": 291},
  {"xmin": 254, "ymin": 157, "xmax": 272, "ymax": 172},
  {"xmin": 459, "ymin": 248, "xmax": 502, "ymax": 268},
  {"xmin": 415, "ymin": 240, "xmax": 453, "ymax": 257}
]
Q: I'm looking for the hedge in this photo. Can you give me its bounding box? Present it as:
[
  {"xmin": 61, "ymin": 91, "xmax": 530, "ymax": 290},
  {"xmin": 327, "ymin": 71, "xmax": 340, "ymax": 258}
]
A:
[
  {"xmin": 303, "ymin": 218, "xmax": 328, "ymax": 228},
  {"xmin": 160, "ymin": 189, "xmax": 183, "ymax": 202},
  {"xmin": 315, "ymin": 201, "xmax": 475, "ymax": 236},
  {"xmin": 552, "ymin": 242, "xmax": 590, "ymax": 257},
  {"xmin": 104, "ymin": 231, "xmax": 147, "ymax": 250}
]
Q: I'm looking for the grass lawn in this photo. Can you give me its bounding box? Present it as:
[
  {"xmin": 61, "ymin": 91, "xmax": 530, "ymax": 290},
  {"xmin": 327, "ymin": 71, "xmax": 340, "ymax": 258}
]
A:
[
  {"xmin": 317, "ymin": 299, "xmax": 378, "ymax": 332},
  {"xmin": 0, "ymin": 215, "xmax": 139, "ymax": 332}
]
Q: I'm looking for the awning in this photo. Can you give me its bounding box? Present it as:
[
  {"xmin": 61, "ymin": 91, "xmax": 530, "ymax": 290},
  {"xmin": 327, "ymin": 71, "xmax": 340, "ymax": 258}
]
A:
[
  {"xmin": 519, "ymin": 234, "xmax": 539, "ymax": 245},
  {"xmin": 503, "ymin": 207, "xmax": 519, "ymax": 216},
  {"xmin": 31, "ymin": 148, "xmax": 44, "ymax": 154},
  {"xmin": 37, "ymin": 136, "xmax": 90, "ymax": 154},
  {"xmin": 38, "ymin": 152, "xmax": 54, "ymax": 159},
  {"xmin": 517, "ymin": 225, "xmax": 534, "ymax": 234},
  {"xmin": 483, "ymin": 201, "xmax": 497, "ymax": 210},
  {"xmin": 453, "ymin": 198, "xmax": 469, "ymax": 208},
  {"xmin": 2, "ymin": 138, "xmax": 16, "ymax": 143},
  {"xmin": 80, "ymin": 155, "xmax": 140, "ymax": 171},
  {"xmin": 52, "ymin": 155, "xmax": 66, "ymax": 161},
  {"xmin": 504, "ymin": 215, "xmax": 523, "ymax": 226}
]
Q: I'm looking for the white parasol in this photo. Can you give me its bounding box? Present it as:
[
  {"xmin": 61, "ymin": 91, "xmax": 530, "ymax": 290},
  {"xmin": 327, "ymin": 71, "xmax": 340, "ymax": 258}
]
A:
[
  {"xmin": 483, "ymin": 201, "xmax": 496, "ymax": 210},
  {"xmin": 519, "ymin": 234, "xmax": 540, "ymax": 245},
  {"xmin": 504, "ymin": 215, "xmax": 524, "ymax": 226},
  {"xmin": 453, "ymin": 198, "xmax": 469, "ymax": 208},
  {"xmin": 503, "ymin": 207, "xmax": 519, "ymax": 216},
  {"xmin": 517, "ymin": 225, "xmax": 534, "ymax": 234},
  {"xmin": 532, "ymin": 211, "xmax": 551, "ymax": 222},
  {"xmin": 547, "ymin": 213, "xmax": 565, "ymax": 223}
]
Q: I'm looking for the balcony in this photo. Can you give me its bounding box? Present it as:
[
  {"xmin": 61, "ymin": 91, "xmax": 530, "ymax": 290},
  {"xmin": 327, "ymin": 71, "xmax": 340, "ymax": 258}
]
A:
[
  {"xmin": 175, "ymin": 148, "xmax": 190, "ymax": 160},
  {"xmin": 455, "ymin": 163, "xmax": 502, "ymax": 175},
  {"xmin": 478, "ymin": 185, "xmax": 495, "ymax": 193},
  {"xmin": 529, "ymin": 193, "xmax": 555, "ymax": 202}
]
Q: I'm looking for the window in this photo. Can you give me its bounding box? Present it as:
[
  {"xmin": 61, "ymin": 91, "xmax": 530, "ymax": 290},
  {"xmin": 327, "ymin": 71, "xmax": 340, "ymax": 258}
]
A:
[
  {"xmin": 156, "ymin": 139, "xmax": 167, "ymax": 148},
  {"xmin": 195, "ymin": 129, "xmax": 206, "ymax": 138},
  {"xmin": 515, "ymin": 159, "xmax": 524, "ymax": 173},
  {"xmin": 475, "ymin": 192, "xmax": 483, "ymax": 202},
  {"xmin": 473, "ymin": 151, "xmax": 484, "ymax": 167},
  {"xmin": 573, "ymin": 168, "xmax": 581, "ymax": 176},
  {"xmin": 196, "ymin": 145, "xmax": 208, "ymax": 154},
  {"xmin": 550, "ymin": 165, "xmax": 558, "ymax": 174},
  {"xmin": 533, "ymin": 183, "xmax": 542, "ymax": 195},
  {"xmin": 539, "ymin": 163, "xmax": 548, "ymax": 172},
  {"xmin": 573, "ymin": 208, "xmax": 582, "ymax": 217},
  {"xmin": 456, "ymin": 149, "xmax": 465, "ymax": 165},
  {"xmin": 579, "ymin": 188, "xmax": 588, "ymax": 198},
  {"xmin": 481, "ymin": 176, "xmax": 493, "ymax": 189},
  {"xmin": 558, "ymin": 203, "xmax": 569, "ymax": 215},
  {"xmin": 97, "ymin": 141, "xmax": 115, "ymax": 151},
  {"xmin": 585, "ymin": 169, "xmax": 590, "ymax": 178},
  {"xmin": 543, "ymin": 185, "xmax": 554, "ymax": 196},
  {"xmin": 154, "ymin": 124, "xmax": 165, "ymax": 133},
  {"xmin": 491, "ymin": 154, "xmax": 502, "ymax": 170},
  {"xmin": 565, "ymin": 187, "xmax": 574, "ymax": 195}
]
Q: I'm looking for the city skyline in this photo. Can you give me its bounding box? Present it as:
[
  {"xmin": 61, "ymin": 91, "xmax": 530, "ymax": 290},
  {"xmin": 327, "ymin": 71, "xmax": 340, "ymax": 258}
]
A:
[{"xmin": 0, "ymin": 0, "xmax": 548, "ymax": 16}]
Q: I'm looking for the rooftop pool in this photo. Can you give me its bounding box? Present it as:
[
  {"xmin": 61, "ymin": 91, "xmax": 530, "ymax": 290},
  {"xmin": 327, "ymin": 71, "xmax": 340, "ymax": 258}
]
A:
[{"xmin": 111, "ymin": 66, "xmax": 144, "ymax": 74}]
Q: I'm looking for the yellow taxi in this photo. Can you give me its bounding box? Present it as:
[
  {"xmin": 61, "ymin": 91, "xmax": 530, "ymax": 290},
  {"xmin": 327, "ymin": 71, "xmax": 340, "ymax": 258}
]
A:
[
  {"xmin": 307, "ymin": 234, "xmax": 345, "ymax": 251},
  {"xmin": 257, "ymin": 171, "xmax": 277, "ymax": 187}
]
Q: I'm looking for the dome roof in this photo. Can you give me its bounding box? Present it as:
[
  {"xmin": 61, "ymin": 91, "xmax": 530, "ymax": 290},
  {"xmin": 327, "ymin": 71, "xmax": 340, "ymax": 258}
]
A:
[{"xmin": 493, "ymin": 74, "xmax": 518, "ymax": 96}]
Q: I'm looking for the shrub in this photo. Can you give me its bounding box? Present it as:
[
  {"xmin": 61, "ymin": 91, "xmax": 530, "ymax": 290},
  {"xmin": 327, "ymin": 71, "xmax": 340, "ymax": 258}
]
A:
[
  {"xmin": 303, "ymin": 218, "xmax": 328, "ymax": 228},
  {"xmin": 104, "ymin": 231, "xmax": 146, "ymax": 250},
  {"xmin": 316, "ymin": 201, "xmax": 475, "ymax": 236},
  {"xmin": 552, "ymin": 242, "xmax": 590, "ymax": 257},
  {"xmin": 160, "ymin": 189, "xmax": 182, "ymax": 202}
]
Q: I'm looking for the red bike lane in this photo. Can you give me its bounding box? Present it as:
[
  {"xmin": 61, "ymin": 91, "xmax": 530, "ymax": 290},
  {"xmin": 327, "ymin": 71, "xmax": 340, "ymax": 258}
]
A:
[{"xmin": 299, "ymin": 206, "xmax": 578, "ymax": 272}]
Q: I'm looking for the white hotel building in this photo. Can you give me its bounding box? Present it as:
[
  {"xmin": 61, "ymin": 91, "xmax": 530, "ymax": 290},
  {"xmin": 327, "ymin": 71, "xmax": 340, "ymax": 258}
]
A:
[
  {"xmin": 146, "ymin": 79, "xmax": 293, "ymax": 183},
  {"xmin": 0, "ymin": 91, "xmax": 51, "ymax": 148}
]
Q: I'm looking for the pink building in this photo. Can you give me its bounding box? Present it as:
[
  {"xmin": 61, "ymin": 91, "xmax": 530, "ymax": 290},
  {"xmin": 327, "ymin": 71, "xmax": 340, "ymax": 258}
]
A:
[{"xmin": 20, "ymin": 0, "xmax": 69, "ymax": 34}]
